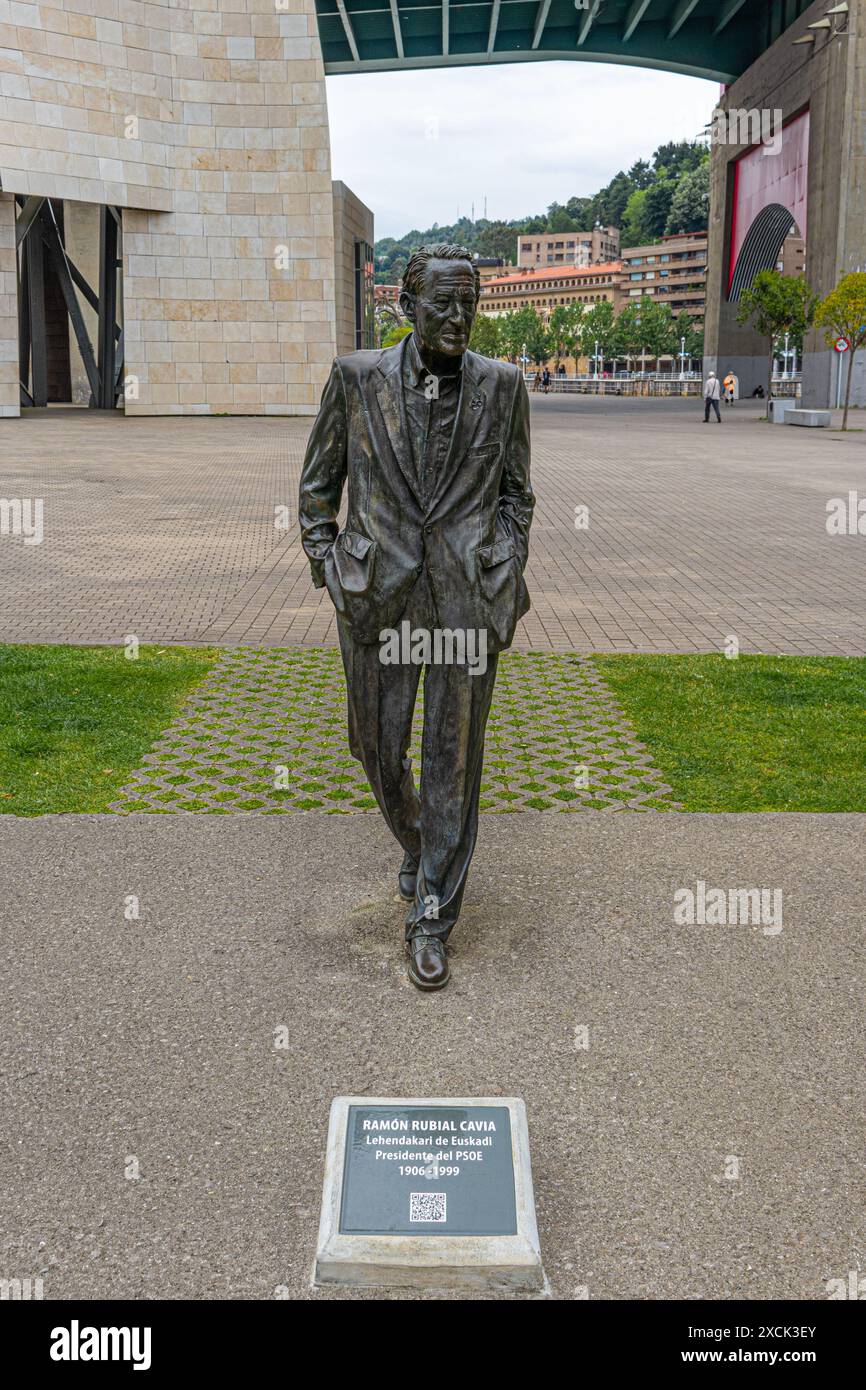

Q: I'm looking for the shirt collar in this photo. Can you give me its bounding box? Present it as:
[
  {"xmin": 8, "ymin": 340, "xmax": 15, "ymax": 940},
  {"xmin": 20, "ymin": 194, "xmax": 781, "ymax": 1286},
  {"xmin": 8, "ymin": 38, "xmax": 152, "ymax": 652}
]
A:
[{"xmin": 404, "ymin": 332, "xmax": 462, "ymax": 389}]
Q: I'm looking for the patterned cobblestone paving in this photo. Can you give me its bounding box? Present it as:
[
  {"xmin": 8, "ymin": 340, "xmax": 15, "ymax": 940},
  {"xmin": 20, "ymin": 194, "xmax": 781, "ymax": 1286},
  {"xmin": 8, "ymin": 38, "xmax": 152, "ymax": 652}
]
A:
[
  {"xmin": 108, "ymin": 648, "xmax": 680, "ymax": 814},
  {"xmin": 3, "ymin": 399, "xmax": 865, "ymax": 653}
]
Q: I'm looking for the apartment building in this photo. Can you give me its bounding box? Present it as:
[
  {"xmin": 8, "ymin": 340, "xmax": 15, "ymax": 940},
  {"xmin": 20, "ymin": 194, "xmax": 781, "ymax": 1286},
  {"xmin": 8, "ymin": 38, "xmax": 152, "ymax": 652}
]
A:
[
  {"xmin": 517, "ymin": 226, "xmax": 620, "ymax": 269},
  {"xmin": 620, "ymin": 231, "xmax": 708, "ymax": 324},
  {"xmin": 479, "ymin": 262, "xmax": 623, "ymax": 316}
]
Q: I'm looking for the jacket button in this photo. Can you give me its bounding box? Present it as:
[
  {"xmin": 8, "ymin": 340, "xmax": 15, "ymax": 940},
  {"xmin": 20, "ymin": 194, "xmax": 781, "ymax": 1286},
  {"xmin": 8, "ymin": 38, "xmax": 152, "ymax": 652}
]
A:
[{"xmin": 424, "ymin": 525, "xmax": 433, "ymax": 534}]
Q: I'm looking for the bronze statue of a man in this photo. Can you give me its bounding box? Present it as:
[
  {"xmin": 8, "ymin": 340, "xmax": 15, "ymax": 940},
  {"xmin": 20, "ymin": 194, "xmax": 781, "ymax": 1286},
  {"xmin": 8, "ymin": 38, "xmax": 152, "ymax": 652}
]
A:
[{"xmin": 299, "ymin": 243, "xmax": 534, "ymax": 991}]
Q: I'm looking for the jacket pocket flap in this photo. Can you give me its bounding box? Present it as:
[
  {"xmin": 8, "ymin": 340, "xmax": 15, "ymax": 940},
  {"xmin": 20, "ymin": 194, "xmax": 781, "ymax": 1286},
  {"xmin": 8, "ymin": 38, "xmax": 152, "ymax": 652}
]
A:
[
  {"xmin": 478, "ymin": 538, "xmax": 517, "ymax": 568},
  {"xmin": 339, "ymin": 530, "xmax": 375, "ymax": 560}
]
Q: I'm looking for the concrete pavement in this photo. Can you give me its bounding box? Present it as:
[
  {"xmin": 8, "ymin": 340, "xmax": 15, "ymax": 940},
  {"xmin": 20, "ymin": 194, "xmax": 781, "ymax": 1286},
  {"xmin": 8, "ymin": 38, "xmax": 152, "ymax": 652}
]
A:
[{"xmin": 1, "ymin": 811, "xmax": 863, "ymax": 1300}]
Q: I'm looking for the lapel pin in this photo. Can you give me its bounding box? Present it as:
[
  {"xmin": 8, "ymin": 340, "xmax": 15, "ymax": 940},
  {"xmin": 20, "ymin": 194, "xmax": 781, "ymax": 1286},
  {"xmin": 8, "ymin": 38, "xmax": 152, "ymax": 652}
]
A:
[{"xmin": 470, "ymin": 393, "xmax": 483, "ymax": 411}]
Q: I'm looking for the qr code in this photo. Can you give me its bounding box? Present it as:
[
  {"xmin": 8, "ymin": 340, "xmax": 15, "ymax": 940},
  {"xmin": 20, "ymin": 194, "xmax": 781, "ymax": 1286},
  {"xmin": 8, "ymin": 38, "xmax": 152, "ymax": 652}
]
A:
[{"xmin": 409, "ymin": 1191, "xmax": 446, "ymax": 1224}]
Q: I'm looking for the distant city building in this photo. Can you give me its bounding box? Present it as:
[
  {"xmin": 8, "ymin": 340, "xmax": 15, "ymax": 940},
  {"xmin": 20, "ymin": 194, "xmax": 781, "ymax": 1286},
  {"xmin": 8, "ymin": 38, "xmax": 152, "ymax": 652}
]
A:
[
  {"xmin": 777, "ymin": 233, "xmax": 806, "ymax": 277},
  {"xmin": 374, "ymin": 283, "xmax": 401, "ymax": 309},
  {"xmin": 517, "ymin": 226, "xmax": 620, "ymax": 269},
  {"xmin": 473, "ymin": 255, "xmax": 513, "ymax": 280},
  {"xmin": 620, "ymin": 231, "xmax": 708, "ymax": 325},
  {"xmin": 479, "ymin": 262, "xmax": 622, "ymax": 317}
]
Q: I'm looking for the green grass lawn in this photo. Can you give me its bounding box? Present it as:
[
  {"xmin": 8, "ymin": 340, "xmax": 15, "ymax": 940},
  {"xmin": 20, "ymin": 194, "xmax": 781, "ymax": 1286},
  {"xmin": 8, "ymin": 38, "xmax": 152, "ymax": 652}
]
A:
[
  {"xmin": 0, "ymin": 644, "xmax": 218, "ymax": 815},
  {"xmin": 594, "ymin": 654, "xmax": 866, "ymax": 812}
]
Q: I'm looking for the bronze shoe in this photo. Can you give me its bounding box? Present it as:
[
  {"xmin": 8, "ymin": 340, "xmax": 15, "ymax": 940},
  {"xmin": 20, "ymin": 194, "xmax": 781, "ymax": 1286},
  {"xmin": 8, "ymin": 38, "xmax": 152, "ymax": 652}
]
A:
[
  {"xmin": 407, "ymin": 934, "xmax": 450, "ymax": 991},
  {"xmin": 397, "ymin": 853, "xmax": 418, "ymax": 902}
]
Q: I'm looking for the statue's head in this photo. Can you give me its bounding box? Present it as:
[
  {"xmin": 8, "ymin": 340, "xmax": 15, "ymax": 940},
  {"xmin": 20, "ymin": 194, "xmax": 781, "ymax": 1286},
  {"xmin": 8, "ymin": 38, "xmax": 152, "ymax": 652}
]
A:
[{"xmin": 399, "ymin": 244, "xmax": 479, "ymax": 360}]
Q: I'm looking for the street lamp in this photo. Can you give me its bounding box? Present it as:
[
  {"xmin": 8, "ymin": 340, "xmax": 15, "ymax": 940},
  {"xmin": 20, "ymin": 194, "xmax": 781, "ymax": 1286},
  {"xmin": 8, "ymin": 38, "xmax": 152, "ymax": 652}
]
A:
[
  {"xmin": 679, "ymin": 334, "xmax": 686, "ymax": 380},
  {"xmin": 594, "ymin": 338, "xmax": 599, "ymax": 380},
  {"xmin": 783, "ymin": 330, "xmax": 790, "ymax": 379}
]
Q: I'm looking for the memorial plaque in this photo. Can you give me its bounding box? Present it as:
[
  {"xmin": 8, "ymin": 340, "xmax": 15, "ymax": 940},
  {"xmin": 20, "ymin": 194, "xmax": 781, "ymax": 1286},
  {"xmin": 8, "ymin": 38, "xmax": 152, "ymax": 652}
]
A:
[
  {"xmin": 340, "ymin": 1103, "xmax": 517, "ymax": 1236},
  {"xmin": 315, "ymin": 1096, "xmax": 543, "ymax": 1291}
]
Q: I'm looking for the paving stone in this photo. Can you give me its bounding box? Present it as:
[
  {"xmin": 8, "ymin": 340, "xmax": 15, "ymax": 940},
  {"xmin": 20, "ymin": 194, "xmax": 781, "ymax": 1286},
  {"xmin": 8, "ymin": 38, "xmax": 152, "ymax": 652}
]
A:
[
  {"xmin": 2, "ymin": 397, "xmax": 865, "ymax": 654},
  {"xmin": 108, "ymin": 648, "xmax": 680, "ymax": 815}
]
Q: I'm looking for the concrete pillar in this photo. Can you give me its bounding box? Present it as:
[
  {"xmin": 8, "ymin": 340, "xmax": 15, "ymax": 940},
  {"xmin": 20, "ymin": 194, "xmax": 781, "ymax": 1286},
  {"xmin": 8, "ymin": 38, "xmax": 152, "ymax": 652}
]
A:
[
  {"xmin": 0, "ymin": 193, "xmax": 19, "ymax": 417},
  {"xmin": 63, "ymin": 201, "xmax": 100, "ymax": 405},
  {"xmin": 704, "ymin": 0, "xmax": 866, "ymax": 407}
]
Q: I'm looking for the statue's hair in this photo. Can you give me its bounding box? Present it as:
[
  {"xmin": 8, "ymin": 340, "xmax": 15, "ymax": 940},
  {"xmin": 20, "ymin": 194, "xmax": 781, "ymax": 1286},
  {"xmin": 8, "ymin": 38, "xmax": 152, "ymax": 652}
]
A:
[{"xmin": 401, "ymin": 243, "xmax": 480, "ymax": 301}]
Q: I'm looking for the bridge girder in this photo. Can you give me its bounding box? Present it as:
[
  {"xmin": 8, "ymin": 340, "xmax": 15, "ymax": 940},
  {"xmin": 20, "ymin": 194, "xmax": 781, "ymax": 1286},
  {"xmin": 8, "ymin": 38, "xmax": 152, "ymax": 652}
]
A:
[{"xmin": 316, "ymin": 0, "xmax": 812, "ymax": 84}]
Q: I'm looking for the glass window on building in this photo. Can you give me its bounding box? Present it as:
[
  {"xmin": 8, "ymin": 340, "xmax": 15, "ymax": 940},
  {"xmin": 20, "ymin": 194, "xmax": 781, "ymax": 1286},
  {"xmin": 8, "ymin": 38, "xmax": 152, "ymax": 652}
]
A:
[{"xmin": 354, "ymin": 240, "xmax": 375, "ymax": 349}]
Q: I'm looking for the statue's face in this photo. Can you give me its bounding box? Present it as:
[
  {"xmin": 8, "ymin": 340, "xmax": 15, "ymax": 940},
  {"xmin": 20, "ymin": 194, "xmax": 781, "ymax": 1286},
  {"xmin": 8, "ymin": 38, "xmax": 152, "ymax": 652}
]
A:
[{"xmin": 403, "ymin": 260, "xmax": 477, "ymax": 358}]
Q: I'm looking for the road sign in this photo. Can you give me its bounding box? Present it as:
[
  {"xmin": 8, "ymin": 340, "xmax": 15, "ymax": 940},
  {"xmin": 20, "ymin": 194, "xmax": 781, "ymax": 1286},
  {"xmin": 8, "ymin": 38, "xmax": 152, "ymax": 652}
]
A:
[{"xmin": 834, "ymin": 337, "xmax": 850, "ymax": 353}]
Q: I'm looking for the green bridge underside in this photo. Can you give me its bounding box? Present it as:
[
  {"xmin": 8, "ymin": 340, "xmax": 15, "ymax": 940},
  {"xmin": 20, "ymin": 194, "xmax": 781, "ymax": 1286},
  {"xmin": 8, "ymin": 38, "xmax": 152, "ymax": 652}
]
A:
[{"xmin": 317, "ymin": 0, "xmax": 811, "ymax": 83}]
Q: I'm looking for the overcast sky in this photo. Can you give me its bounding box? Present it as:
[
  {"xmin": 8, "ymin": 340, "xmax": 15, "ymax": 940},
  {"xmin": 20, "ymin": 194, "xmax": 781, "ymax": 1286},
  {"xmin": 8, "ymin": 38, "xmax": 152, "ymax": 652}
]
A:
[{"xmin": 326, "ymin": 62, "xmax": 719, "ymax": 240}]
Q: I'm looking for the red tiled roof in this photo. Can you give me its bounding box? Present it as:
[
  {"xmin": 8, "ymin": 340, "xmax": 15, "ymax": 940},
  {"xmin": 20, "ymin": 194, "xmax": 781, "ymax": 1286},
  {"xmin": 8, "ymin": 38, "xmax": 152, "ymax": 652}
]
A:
[{"xmin": 482, "ymin": 262, "xmax": 623, "ymax": 289}]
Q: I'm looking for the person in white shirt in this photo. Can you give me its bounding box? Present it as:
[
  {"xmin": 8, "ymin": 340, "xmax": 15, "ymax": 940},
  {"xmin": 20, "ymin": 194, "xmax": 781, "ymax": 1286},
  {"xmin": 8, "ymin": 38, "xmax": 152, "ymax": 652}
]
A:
[{"xmin": 703, "ymin": 371, "xmax": 722, "ymax": 423}]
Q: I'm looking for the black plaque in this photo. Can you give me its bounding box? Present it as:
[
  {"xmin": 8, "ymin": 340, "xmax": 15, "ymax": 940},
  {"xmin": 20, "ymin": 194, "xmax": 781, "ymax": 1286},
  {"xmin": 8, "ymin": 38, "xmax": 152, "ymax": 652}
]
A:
[{"xmin": 339, "ymin": 1104, "xmax": 517, "ymax": 1236}]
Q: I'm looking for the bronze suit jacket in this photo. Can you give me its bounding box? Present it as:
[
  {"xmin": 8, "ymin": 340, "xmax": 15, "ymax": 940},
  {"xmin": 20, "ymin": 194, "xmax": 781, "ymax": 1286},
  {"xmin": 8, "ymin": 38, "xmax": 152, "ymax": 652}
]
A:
[{"xmin": 298, "ymin": 334, "xmax": 535, "ymax": 651}]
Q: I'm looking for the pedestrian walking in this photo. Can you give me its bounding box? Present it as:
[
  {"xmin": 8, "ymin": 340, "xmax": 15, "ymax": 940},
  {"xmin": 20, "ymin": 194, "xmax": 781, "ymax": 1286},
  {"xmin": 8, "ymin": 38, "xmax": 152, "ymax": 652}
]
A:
[
  {"xmin": 541, "ymin": 366, "xmax": 551, "ymax": 394},
  {"xmin": 703, "ymin": 371, "xmax": 722, "ymax": 423}
]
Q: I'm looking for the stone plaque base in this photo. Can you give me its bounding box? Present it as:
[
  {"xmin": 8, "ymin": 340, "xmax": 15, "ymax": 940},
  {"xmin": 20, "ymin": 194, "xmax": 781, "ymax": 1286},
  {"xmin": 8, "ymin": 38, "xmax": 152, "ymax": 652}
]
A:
[{"xmin": 314, "ymin": 1096, "xmax": 544, "ymax": 1292}]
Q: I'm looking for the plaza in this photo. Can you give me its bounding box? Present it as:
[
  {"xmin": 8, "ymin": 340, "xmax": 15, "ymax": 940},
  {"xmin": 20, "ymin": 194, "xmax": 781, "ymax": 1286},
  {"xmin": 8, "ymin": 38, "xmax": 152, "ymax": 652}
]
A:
[{"xmin": 3, "ymin": 395, "xmax": 865, "ymax": 654}]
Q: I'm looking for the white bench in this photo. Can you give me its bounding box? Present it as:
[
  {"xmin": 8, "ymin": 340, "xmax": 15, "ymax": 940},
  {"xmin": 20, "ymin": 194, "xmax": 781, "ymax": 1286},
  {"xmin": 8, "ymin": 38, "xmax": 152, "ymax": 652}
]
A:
[{"xmin": 785, "ymin": 409, "xmax": 831, "ymax": 428}]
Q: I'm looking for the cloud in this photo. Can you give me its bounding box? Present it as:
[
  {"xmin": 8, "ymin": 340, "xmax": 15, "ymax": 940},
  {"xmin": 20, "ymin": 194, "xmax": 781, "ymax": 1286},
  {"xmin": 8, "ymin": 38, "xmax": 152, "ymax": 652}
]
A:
[{"xmin": 326, "ymin": 61, "xmax": 718, "ymax": 238}]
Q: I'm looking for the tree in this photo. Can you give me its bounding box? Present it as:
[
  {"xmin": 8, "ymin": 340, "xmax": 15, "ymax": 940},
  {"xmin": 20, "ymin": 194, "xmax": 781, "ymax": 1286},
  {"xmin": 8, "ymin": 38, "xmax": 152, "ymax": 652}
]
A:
[
  {"xmin": 664, "ymin": 159, "xmax": 709, "ymax": 235},
  {"xmin": 620, "ymin": 188, "xmax": 649, "ymax": 247},
  {"xmin": 674, "ymin": 310, "xmax": 703, "ymax": 365},
  {"xmin": 639, "ymin": 298, "xmax": 678, "ymax": 366},
  {"xmin": 381, "ymin": 322, "xmax": 412, "ymax": 348},
  {"xmin": 548, "ymin": 302, "xmax": 583, "ymax": 368},
  {"xmin": 641, "ymin": 179, "xmax": 676, "ymax": 241},
  {"xmin": 580, "ymin": 300, "xmax": 617, "ymax": 370},
  {"xmin": 627, "ymin": 158, "xmax": 653, "ymax": 191},
  {"xmin": 612, "ymin": 302, "xmax": 644, "ymax": 371},
  {"xmin": 498, "ymin": 306, "xmax": 548, "ymax": 365},
  {"xmin": 548, "ymin": 204, "xmax": 576, "ymax": 232},
  {"xmin": 737, "ymin": 269, "xmax": 818, "ymax": 399},
  {"xmin": 652, "ymin": 140, "xmax": 705, "ymax": 180},
  {"xmin": 814, "ymin": 271, "xmax": 866, "ymax": 430},
  {"xmin": 469, "ymin": 312, "xmax": 502, "ymax": 359}
]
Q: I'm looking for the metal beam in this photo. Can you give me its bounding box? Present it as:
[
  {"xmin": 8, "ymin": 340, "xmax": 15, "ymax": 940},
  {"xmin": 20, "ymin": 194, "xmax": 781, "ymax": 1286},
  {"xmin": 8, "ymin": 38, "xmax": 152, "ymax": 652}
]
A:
[
  {"xmin": 532, "ymin": 0, "xmax": 552, "ymax": 48},
  {"xmin": 26, "ymin": 221, "xmax": 47, "ymax": 406},
  {"xmin": 577, "ymin": 0, "xmax": 601, "ymax": 46},
  {"xmin": 41, "ymin": 203, "xmax": 100, "ymax": 403},
  {"xmin": 114, "ymin": 329, "xmax": 125, "ymax": 393},
  {"xmin": 713, "ymin": 0, "xmax": 748, "ymax": 32},
  {"xmin": 18, "ymin": 249, "xmax": 31, "ymax": 402},
  {"xmin": 15, "ymin": 196, "xmax": 45, "ymax": 248},
  {"xmin": 97, "ymin": 205, "xmax": 119, "ymax": 409},
  {"xmin": 487, "ymin": 0, "xmax": 501, "ymax": 52},
  {"xmin": 442, "ymin": 0, "xmax": 449, "ymax": 55},
  {"xmin": 668, "ymin": 0, "xmax": 700, "ymax": 37},
  {"xmin": 388, "ymin": 0, "xmax": 404, "ymax": 57},
  {"xmin": 623, "ymin": 0, "xmax": 652, "ymax": 41},
  {"xmin": 335, "ymin": 0, "xmax": 360, "ymax": 62}
]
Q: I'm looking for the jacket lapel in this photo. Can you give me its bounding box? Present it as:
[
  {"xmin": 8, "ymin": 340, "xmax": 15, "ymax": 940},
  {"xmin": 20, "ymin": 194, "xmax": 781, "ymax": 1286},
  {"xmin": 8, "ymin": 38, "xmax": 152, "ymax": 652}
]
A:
[
  {"xmin": 374, "ymin": 337, "xmax": 422, "ymax": 503},
  {"xmin": 426, "ymin": 349, "xmax": 487, "ymax": 515}
]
